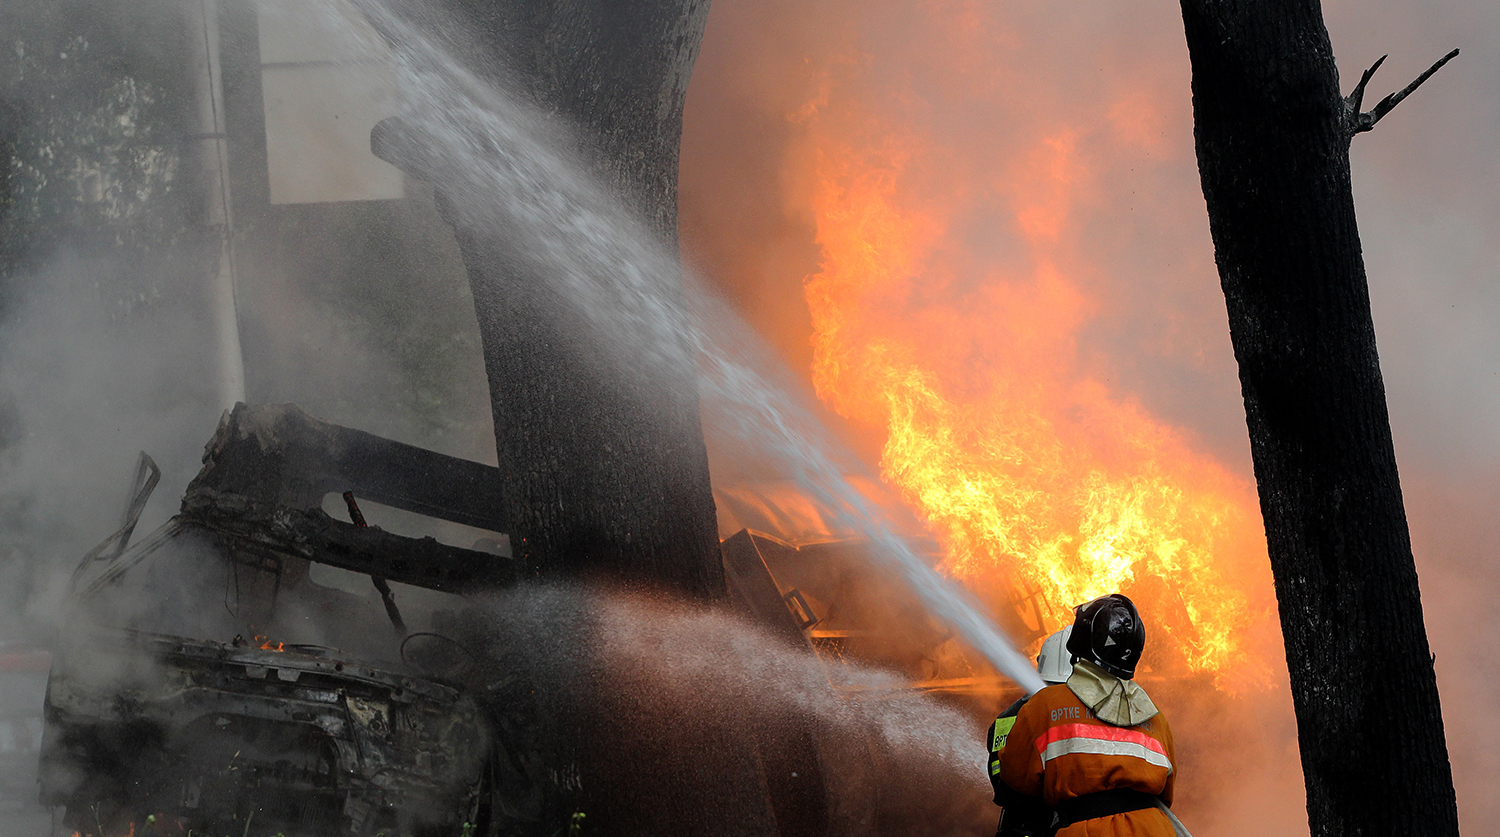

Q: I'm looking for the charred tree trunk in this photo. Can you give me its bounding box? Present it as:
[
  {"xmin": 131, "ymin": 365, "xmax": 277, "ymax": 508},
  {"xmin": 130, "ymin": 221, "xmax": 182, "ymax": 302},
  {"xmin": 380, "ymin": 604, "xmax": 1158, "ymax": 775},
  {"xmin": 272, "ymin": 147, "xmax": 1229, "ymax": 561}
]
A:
[
  {"xmin": 1178, "ymin": 2, "xmax": 1459, "ymax": 835},
  {"xmin": 424, "ymin": 0, "xmax": 710, "ymax": 245},
  {"xmin": 386, "ymin": 0, "xmax": 723, "ymax": 599}
]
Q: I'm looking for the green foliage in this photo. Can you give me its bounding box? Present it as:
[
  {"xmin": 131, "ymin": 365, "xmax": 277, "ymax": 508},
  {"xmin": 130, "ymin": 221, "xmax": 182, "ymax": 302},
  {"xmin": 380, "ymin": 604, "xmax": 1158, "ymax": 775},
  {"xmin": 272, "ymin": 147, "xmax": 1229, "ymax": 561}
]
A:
[{"xmin": 0, "ymin": 0, "xmax": 209, "ymax": 316}]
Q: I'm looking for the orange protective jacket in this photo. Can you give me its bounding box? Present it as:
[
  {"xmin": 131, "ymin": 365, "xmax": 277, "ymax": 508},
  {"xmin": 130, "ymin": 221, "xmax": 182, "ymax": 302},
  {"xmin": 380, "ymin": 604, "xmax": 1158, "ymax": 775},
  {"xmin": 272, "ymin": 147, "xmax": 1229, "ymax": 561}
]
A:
[{"xmin": 997, "ymin": 683, "xmax": 1176, "ymax": 837}]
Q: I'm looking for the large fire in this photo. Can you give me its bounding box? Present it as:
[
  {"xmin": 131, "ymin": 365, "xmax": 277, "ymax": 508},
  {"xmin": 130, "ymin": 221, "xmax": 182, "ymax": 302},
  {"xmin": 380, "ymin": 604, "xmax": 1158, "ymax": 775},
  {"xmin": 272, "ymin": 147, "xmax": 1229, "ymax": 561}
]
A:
[
  {"xmin": 704, "ymin": 2, "xmax": 1281, "ymax": 685},
  {"xmin": 801, "ymin": 129, "xmax": 1271, "ymax": 678}
]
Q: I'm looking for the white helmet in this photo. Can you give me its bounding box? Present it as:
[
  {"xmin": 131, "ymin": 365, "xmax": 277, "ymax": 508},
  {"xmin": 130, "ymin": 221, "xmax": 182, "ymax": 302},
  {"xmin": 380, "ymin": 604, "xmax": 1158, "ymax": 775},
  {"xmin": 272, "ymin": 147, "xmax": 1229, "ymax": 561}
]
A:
[{"xmin": 1035, "ymin": 626, "xmax": 1074, "ymax": 684}]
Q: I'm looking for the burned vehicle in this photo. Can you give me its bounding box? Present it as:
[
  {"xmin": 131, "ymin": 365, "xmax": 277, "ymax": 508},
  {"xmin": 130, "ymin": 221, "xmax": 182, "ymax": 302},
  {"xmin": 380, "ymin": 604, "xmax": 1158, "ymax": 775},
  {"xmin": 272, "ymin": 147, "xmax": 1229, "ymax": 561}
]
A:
[
  {"xmin": 41, "ymin": 404, "xmax": 1022, "ymax": 837},
  {"xmin": 41, "ymin": 404, "xmax": 536, "ymax": 837}
]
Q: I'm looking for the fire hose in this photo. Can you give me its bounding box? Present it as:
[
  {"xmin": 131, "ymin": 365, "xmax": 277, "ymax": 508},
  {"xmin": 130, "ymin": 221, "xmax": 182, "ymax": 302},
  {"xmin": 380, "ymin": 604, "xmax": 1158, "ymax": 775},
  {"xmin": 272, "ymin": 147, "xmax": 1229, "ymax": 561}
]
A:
[{"xmin": 1155, "ymin": 800, "xmax": 1193, "ymax": 837}]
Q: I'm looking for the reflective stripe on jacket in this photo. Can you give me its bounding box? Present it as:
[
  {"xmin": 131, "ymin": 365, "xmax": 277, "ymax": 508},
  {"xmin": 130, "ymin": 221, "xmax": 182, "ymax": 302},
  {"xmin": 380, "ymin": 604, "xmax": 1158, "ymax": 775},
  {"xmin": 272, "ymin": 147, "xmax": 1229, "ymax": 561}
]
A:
[
  {"xmin": 997, "ymin": 683, "xmax": 1176, "ymax": 837},
  {"xmin": 988, "ymin": 696, "xmax": 1028, "ymax": 788}
]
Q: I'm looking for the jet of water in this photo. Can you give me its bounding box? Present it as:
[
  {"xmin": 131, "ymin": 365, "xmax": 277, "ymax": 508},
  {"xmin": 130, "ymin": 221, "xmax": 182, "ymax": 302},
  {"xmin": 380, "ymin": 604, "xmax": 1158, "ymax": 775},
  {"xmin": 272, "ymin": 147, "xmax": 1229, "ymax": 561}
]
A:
[{"xmin": 351, "ymin": 0, "xmax": 1047, "ymax": 695}]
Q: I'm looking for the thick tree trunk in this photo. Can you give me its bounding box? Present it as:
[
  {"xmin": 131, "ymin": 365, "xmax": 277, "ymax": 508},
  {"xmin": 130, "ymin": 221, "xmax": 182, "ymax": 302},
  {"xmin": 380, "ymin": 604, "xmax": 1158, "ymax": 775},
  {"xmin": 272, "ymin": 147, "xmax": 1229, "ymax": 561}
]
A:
[
  {"xmin": 369, "ymin": 7, "xmax": 813, "ymax": 836},
  {"xmin": 1178, "ymin": 1, "xmax": 1459, "ymax": 834},
  {"xmin": 387, "ymin": 0, "xmax": 724, "ymax": 600}
]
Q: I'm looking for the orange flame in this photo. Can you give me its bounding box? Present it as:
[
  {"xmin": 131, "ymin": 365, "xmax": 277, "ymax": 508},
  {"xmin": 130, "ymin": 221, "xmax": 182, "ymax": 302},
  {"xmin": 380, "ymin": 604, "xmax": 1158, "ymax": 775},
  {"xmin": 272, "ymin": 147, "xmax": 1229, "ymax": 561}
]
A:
[
  {"xmin": 255, "ymin": 635, "xmax": 285, "ymax": 652},
  {"xmin": 791, "ymin": 45, "xmax": 1275, "ymax": 686}
]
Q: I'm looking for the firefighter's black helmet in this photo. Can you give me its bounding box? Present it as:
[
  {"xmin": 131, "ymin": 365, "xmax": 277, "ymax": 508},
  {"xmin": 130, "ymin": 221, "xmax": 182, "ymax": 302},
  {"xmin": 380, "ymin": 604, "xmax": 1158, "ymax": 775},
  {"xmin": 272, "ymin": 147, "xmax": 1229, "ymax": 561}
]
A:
[{"xmin": 1066, "ymin": 594, "xmax": 1146, "ymax": 680}]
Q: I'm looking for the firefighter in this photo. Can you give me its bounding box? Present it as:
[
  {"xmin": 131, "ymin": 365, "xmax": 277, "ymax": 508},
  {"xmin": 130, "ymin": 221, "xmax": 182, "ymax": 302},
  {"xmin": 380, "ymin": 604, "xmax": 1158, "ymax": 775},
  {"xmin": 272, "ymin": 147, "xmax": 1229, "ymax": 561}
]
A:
[
  {"xmin": 997, "ymin": 594, "xmax": 1177, "ymax": 837},
  {"xmin": 989, "ymin": 626, "xmax": 1073, "ymax": 837}
]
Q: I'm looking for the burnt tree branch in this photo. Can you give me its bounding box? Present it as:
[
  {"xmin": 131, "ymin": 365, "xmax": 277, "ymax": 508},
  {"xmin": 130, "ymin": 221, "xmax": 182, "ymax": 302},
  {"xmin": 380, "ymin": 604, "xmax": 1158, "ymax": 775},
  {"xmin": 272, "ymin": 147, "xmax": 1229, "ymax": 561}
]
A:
[{"xmin": 1345, "ymin": 48, "xmax": 1459, "ymax": 137}]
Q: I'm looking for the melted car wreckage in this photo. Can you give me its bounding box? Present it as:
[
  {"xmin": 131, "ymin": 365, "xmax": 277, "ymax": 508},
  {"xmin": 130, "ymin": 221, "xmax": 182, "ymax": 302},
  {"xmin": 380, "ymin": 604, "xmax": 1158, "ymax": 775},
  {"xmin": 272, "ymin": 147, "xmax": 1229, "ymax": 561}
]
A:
[
  {"xmin": 42, "ymin": 403, "xmax": 997, "ymax": 837},
  {"xmin": 42, "ymin": 403, "xmax": 537, "ymax": 837}
]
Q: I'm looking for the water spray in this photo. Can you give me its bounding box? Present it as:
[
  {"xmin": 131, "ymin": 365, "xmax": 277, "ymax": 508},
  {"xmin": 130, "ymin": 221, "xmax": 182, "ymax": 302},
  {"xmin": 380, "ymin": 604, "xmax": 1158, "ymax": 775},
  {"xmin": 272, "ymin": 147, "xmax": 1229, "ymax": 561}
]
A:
[{"xmin": 351, "ymin": 0, "xmax": 1047, "ymax": 696}]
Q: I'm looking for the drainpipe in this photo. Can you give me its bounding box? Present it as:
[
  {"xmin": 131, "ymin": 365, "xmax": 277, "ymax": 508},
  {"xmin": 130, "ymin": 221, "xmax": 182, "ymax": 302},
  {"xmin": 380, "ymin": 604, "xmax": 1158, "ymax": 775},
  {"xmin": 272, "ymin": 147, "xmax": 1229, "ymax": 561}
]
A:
[{"xmin": 186, "ymin": 0, "xmax": 246, "ymax": 409}]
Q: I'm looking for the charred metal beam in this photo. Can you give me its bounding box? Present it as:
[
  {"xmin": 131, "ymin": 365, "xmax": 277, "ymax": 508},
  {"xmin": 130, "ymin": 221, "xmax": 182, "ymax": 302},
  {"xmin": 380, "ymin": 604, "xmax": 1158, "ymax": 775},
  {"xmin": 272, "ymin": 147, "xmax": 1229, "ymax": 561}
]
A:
[
  {"xmin": 191, "ymin": 505, "xmax": 523, "ymax": 595},
  {"xmin": 185, "ymin": 402, "xmax": 510, "ymax": 534}
]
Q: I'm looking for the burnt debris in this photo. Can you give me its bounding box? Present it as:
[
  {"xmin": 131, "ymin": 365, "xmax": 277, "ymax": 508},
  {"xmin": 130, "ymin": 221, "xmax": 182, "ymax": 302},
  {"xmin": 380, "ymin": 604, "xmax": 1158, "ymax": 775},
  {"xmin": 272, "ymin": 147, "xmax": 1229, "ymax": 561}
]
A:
[{"xmin": 42, "ymin": 403, "xmax": 543, "ymax": 837}]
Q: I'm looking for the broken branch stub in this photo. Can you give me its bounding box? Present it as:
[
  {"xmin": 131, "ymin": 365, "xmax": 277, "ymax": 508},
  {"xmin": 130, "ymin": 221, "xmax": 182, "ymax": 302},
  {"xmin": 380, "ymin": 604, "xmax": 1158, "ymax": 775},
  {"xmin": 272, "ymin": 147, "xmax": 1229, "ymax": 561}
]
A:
[{"xmin": 1345, "ymin": 48, "xmax": 1460, "ymax": 138}]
